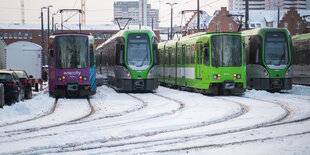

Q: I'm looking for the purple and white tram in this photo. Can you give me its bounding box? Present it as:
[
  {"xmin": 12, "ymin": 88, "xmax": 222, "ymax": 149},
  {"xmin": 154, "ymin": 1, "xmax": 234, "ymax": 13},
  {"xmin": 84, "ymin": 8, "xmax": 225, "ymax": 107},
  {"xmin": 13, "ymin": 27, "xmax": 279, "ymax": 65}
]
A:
[{"xmin": 48, "ymin": 33, "xmax": 96, "ymax": 97}]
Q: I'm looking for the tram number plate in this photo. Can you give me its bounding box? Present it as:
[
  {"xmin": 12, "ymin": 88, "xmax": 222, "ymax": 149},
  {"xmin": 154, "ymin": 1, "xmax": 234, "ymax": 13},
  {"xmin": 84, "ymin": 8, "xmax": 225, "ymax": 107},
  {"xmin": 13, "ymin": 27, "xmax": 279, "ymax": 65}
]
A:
[
  {"xmin": 67, "ymin": 84, "xmax": 78, "ymax": 91},
  {"xmin": 224, "ymin": 82, "xmax": 235, "ymax": 89}
]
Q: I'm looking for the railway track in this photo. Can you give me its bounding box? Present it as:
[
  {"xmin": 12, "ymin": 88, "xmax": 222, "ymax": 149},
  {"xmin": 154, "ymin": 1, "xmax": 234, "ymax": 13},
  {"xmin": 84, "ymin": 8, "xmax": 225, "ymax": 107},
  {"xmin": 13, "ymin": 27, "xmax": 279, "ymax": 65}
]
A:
[
  {"xmin": 31, "ymin": 96, "xmax": 293, "ymax": 154},
  {"xmin": 0, "ymin": 93, "xmax": 181, "ymax": 145},
  {"xmin": 0, "ymin": 98, "xmax": 95, "ymax": 139},
  {"xmin": 5, "ymin": 93, "xmax": 249, "ymax": 154},
  {"xmin": 0, "ymin": 98, "xmax": 58, "ymax": 128},
  {"xmin": 1, "ymin": 87, "xmax": 310, "ymax": 154}
]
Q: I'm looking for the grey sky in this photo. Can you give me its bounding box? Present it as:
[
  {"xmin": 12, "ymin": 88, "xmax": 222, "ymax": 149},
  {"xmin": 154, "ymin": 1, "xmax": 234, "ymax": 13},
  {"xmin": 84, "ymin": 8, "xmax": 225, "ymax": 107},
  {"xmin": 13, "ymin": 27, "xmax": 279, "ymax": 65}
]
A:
[{"xmin": 0, "ymin": 0, "xmax": 228, "ymax": 27}]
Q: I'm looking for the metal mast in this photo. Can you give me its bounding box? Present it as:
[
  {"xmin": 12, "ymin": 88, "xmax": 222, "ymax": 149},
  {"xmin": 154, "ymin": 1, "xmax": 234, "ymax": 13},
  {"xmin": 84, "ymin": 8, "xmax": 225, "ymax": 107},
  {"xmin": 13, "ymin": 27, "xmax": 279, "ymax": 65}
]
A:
[
  {"xmin": 166, "ymin": 2, "xmax": 177, "ymax": 40},
  {"xmin": 81, "ymin": 0, "xmax": 86, "ymax": 24},
  {"xmin": 197, "ymin": 0, "xmax": 200, "ymax": 32},
  {"xmin": 21, "ymin": 0, "xmax": 25, "ymax": 24}
]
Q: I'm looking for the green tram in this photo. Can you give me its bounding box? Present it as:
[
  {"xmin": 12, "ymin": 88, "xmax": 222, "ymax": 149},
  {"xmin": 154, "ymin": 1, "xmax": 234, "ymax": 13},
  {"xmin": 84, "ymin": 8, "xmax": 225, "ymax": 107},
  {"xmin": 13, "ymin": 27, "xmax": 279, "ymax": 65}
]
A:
[
  {"xmin": 242, "ymin": 28, "xmax": 292, "ymax": 92},
  {"xmin": 291, "ymin": 33, "xmax": 310, "ymax": 85},
  {"xmin": 158, "ymin": 32, "xmax": 246, "ymax": 95},
  {"xmin": 96, "ymin": 30, "xmax": 159, "ymax": 92}
]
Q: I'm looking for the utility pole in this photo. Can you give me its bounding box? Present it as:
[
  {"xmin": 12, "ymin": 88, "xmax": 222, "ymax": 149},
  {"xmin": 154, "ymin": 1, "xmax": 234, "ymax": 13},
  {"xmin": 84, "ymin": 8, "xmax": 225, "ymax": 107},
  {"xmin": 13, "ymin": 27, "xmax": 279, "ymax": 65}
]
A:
[
  {"xmin": 52, "ymin": 13, "xmax": 56, "ymax": 33},
  {"xmin": 278, "ymin": 0, "xmax": 280, "ymax": 27},
  {"xmin": 41, "ymin": 6, "xmax": 47, "ymax": 65},
  {"xmin": 166, "ymin": 2, "xmax": 177, "ymax": 40},
  {"xmin": 245, "ymin": 0, "xmax": 249, "ymax": 30},
  {"xmin": 81, "ymin": 0, "xmax": 86, "ymax": 24},
  {"xmin": 152, "ymin": 17, "xmax": 154, "ymax": 30},
  {"xmin": 20, "ymin": 0, "xmax": 25, "ymax": 24},
  {"xmin": 197, "ymin": 0, "xmax": 200, "ymax": 32},
  {"xmin": 47, "ymin": 5, "xmax": 53, "ymax": 42}
]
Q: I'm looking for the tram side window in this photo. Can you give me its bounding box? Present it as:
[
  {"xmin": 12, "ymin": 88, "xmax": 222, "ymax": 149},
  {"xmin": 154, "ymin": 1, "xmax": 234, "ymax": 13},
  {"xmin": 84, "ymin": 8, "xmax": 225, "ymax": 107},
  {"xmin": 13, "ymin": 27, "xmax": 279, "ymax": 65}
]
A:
[
  {"xmin": 199, "ymin": 44, "xmax": 203, "ymax": 65},
  {"xmin": 182, "ymin": 45, "xmax": 186, "ymax": 65},
  {"xmin": 248, "ymin": 35, "xmax": 262, "ymax": 64},
  {"xmin": 115, "ymin": 42, "xmax": 124, "ymax": 65},
  {"xmin": 158, "ymin": 49, "xmax": 161, "ymax": 64},
  {"xmin": 90, "ymin": 44, "xmax": 95, "ymax": 67},
  {"xmin": 187, "ymin": 45, "xmax": 190, "ymax": 65},
  {"xmin": 171, "ymin": 48, "xmax": 175, "ymax": 66},
  {"xmin": 177, "ymin": 47, "xmax": 181, "ymax": 65},
  {"xmin": 204, "ymin": 43, "xmax": 210, "ymax": 66},
  {"xmin": 191, "ymin": 44, "xmax": 195, "ymax": 64},
  {"xmin": 48, "ymin": 44, "xmax": 54, "ymax": 67},
  {"xmin": 165, "ymin": 49, "xmax": 168, "ymax": 65},
  {"xmin": 152, "ymin": 37, "xmax": 158, "ymax": 65}
]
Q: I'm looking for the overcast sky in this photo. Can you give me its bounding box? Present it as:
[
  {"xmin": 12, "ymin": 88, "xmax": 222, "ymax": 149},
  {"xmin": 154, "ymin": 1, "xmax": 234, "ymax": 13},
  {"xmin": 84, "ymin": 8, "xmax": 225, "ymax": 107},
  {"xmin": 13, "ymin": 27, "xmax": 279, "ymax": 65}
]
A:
[{"xmin": 0, "ymin": 0, "xmax": 228, "ymax": 27}]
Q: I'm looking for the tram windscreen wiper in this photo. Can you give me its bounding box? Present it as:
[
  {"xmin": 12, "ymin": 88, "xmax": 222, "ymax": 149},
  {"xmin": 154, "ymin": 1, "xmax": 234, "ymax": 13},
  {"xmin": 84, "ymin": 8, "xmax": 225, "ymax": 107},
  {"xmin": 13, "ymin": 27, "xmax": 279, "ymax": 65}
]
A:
[
  {"xmin": 277, "ymin": 50, "xmax": 286, "ymax": 66},
  {"xmin": 138, "ymin": 52, "xmax": 149, "ymax": 67}
]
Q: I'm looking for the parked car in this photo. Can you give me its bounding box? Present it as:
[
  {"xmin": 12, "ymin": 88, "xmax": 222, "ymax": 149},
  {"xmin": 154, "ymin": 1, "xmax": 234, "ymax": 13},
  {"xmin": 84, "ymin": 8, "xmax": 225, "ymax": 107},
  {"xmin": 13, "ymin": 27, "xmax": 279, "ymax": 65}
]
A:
[
  {"xmin": 11, "ymin": 69, "xmax": 33, "ymax": 99},
  {"xmin": 0, "ymin": 70, "xmax": 24, "ymax": 104}
]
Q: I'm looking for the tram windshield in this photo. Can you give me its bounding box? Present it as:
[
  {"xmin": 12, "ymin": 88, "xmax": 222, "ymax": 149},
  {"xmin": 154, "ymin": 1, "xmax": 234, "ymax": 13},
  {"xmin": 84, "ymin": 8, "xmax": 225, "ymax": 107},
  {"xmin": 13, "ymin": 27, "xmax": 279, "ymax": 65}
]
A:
[
  {"xmin": 265, "ymin": 32, "xmax": 289, "ymax": 68},
  {"xmin": 127, "ymin": 34, "xmax": 151, "ymax": 70},
  {"xmin": 211, "ymin": 35, "xmax": 242, "ymax": 67},
  {"xmin": 55, "ymin": 36, "xmax": 88, "ymax": 69}
]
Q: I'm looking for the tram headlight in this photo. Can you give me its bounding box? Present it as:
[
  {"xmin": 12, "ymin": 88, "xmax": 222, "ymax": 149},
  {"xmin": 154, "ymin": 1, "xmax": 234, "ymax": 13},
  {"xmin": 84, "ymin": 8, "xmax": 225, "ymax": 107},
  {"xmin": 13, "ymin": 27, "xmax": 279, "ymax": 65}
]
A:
[
  {"xmin": 285, "ymin": 66, "xmax": 292, "ymax": 78},
  {"xmin": 234, "ymin": 74, "xmax": 241, "ymax": 79},
  {"xmin": 79, "ymin": 76, "xmax": 88, "ymax": 81},
  {"xmin": 213, "ymin": 74, "xmax": 221, "ymax": 80},
  {"xmin": 58, "ymin": 76, "xmax": 66, "ymax": 82},
  {"xmin": 147, "ymin": 66, "xmax": 158, "ymax": 79}
]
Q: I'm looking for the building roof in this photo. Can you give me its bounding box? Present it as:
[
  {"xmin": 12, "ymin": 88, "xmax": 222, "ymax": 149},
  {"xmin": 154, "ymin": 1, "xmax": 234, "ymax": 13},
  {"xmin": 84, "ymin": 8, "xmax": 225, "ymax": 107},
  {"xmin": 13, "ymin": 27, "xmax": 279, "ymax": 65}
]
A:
[
  {"xmin": 297, "ymin": 10, "xmax": 310, "ymax": 22},
  {"xmin": 185, "ymin": 8, "xmax": 310, "ymax": 30},
  {"xmin": 230, "ymin": 10, "xmax": 287, "ymax": 28},
  {"xmin": 185, "ymin": 12, "xmax": 213, "ymax": 30}
]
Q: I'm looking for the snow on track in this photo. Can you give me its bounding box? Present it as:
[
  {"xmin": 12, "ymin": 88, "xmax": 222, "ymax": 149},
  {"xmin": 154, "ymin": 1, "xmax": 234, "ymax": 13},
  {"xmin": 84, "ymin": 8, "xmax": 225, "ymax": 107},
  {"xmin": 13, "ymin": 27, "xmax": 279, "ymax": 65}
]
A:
[
  {"xmin": 0, "ymin": 98, "xmax": 92, "ymax": 139},
  {"xmin": 0, "ymin": 85, "xmax": 309, "ymax": 154},
  {"xmin": 0, "ymin": 91, "xmax": 55, "ymax": 127}
]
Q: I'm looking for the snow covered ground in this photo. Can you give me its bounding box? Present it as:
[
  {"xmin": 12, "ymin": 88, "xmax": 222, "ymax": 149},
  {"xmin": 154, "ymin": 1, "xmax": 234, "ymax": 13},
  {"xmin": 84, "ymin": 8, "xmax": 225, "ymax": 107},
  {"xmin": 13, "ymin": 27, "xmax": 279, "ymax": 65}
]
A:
[{"xmin": 0, "ymin": 85, "xmax": 309, "ymax": 154}]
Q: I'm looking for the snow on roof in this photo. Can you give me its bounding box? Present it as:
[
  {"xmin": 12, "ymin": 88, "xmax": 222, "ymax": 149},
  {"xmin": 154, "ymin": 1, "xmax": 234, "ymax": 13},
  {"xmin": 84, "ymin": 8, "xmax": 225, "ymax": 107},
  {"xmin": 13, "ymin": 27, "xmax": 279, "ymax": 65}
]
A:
[
  {"xmin": 0, "ymin": 23, "xmax": 153, "ymax": 31},
  {"xmin": 230, "ymin": 10, "xmax": 287, "ymax": 28},
  {"xmin": 230, "ymin": 10, "xmax": 286, "ymax": 23},
  {"xmin": 185, "ymin": 9, "xmax": 290, "ymax": 30},
  {"xmin": 0, "ymin": 23, "xmax": 42, "ymax": 30},
  {"xmin": 186, "ymin": 12, "xmax": 213, "ymax": 30},
  {"xmin": 297, "ymin": 10, "xmax": 310, "ymax": 22}
]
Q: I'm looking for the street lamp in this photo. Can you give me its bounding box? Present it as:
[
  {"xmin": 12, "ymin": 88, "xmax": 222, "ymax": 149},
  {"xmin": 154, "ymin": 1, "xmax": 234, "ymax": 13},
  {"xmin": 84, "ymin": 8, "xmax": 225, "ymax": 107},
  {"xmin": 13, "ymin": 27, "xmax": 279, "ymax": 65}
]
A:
[
  {"xmin": 41, "ymin": 6, "xmax": 47, "ymax": 65},
  {"xmin": 166, "ymin": 2, "xmax": 177, "ymax": 40},
  {"xmin": 52, "ymin": 13, "xmax": 57, "ymax": 33},
  {"xmin": 47, "ymin": 5, "xmax": 53, "ymax": 39},
  {"xmin": 197, "ymin": 0, "xmax": 200, "ymax": 32},
  {"xmin": 55, "ymin": 23, "xmax": 59, "ymax": 31}
]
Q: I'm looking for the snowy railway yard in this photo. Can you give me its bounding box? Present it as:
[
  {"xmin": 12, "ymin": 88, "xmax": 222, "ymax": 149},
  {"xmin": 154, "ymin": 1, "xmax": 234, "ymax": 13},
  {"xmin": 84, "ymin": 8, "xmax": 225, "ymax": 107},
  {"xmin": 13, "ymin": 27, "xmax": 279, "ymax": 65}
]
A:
[{"xmin": 0, "ymin": 85, "xmax": 310, "ymax": 154}]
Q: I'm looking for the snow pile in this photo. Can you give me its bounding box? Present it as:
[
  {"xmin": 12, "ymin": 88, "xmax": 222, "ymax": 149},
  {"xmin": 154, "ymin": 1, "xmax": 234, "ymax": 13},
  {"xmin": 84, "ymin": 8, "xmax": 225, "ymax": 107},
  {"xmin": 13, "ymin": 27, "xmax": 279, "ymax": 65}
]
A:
[{"xmin": 0, "ymin": 91, "xmax": 54, "ymax": 126}]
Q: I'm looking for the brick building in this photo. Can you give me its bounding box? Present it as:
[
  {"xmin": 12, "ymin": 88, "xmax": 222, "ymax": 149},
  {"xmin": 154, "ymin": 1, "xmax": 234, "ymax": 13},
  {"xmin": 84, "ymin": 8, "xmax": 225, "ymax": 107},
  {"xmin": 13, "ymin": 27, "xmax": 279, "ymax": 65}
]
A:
[
  {"xmin": 0, "ymin": 24, "xmax": 160, "ymax": 50},
  {"xmin": 184, "ymin": 7, "xmax": 310, "ymax": 36},
  {"xmin": 279, "ymin": 7, "xmax": 308, "ymax": 35},
  {"xmin": 206, "ymin": 7, "xmax": 240, "ymax": 32},
  {"xmin": 229, "ymin": 0, "xmax": 310, "ymax": 11}
]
